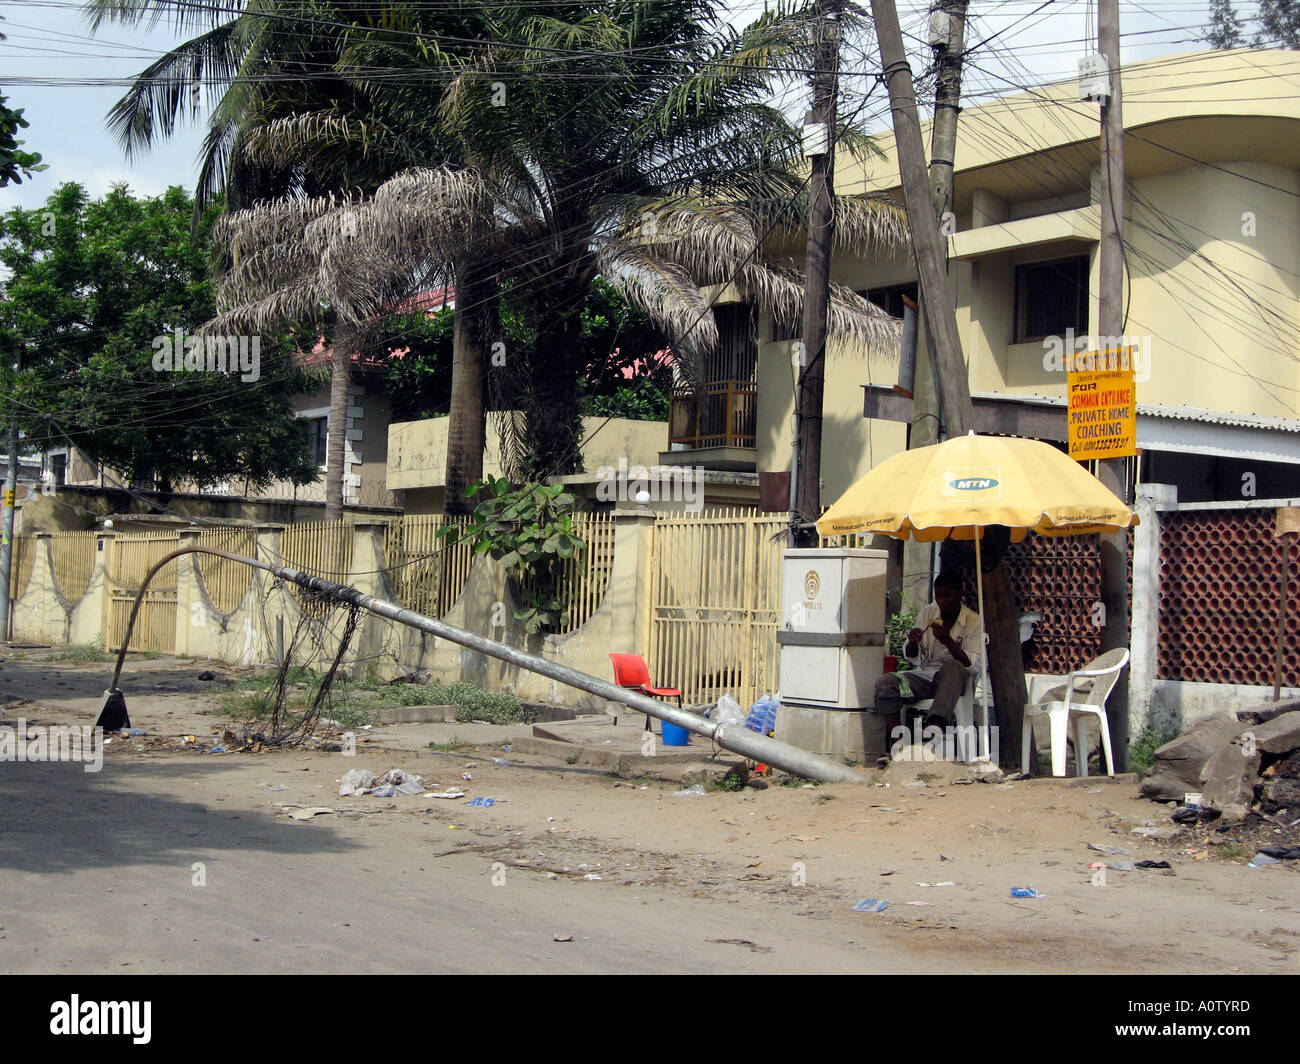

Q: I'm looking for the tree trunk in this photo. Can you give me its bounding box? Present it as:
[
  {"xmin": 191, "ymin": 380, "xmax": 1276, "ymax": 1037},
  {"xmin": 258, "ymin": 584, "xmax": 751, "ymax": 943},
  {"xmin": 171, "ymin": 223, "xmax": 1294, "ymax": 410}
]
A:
[
  {"xmin": 324, "ymin": 329, "xmax": 352, "ymax": 523},
  {"xmin": 523, "ymin": 310, "xmax": 585, "ymax": 479},
  {"xmin": 982, "ymin": 564, "xmax": 1026, "ymax": 769},
  {"xmin": 444, "ymin": 261, "xmax": 488, "ymax": 516}
]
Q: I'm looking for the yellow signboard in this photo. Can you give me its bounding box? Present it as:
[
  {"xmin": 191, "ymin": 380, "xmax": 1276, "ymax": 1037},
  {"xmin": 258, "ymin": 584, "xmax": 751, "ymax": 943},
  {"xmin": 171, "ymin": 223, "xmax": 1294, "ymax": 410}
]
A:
[
  {"xmin": 1276, "ymin": 506, "xmax": 1300, "ymax": 538},
  {"xmin": 1067, "ymin": 347, "xmax": 1137, "ymax": 461}
]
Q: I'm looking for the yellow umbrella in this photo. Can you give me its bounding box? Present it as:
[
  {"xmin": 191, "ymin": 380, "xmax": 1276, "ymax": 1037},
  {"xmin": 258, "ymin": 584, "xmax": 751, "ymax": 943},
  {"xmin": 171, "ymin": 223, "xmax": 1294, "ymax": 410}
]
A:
[{"xmin": 816, "ymin": 432, "xmax": 1137, "ymax": 758}]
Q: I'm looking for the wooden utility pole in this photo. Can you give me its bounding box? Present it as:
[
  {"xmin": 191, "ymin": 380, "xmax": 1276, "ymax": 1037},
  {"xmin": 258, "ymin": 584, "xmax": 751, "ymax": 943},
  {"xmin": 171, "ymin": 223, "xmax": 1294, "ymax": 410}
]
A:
[
  {"xmin": 901, "ymin": 0, "xmax": 968, "ymax": 613},
  {"xmin": 1097, "ymin": 0, "xmax": 1131, "ymax": 770},
  {"xmin": 870, "ymin": 0, "xmax": 1027, "ymax": 767},
  {"xmin": 791, "ymin": 0, "xmax": 841, "ymax": 547}
]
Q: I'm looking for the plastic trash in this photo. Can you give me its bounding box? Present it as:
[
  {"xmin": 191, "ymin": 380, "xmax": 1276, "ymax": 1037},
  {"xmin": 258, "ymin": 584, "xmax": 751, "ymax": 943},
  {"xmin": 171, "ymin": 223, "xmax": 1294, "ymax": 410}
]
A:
[
  {"xmin": 468, "ymin": 796, "xmax": 496, "ymax": 807},
  {"xmin": 128, "ymin": 729, "xmax": 146, "ymax": 736},
  {"xmin": 339, "ymin": 769, "xmax": 377, "ymax": 797},
  {"xmin": 1010, "ymin": 886, "xmax": 1043, "ymax": 898},
  {"xmin": 674, "ymin": 783, "xmax": 708, "ymax": 797},
  {"xmin": 1248, "ymin": 853, "xmax": 1281, "ymax": 867},
  {"xmin": 208, "ymin": 746, "xmax": 226, "ymax": 755},
  {"xmin": 370, "ymin": 784, "xmax": 397, "ymax": 798},
  {"xmin": 1087, "ymin": 842, "xmax": 1128, "ymax": 855},
  {"xmin": 395, "ymin": 779, "xmax": 425, "ymax": 796},
  {"xmin": 1135, "ymin": 860, "xmax": 1172, "ymax": 870},
  {"xmin": 461, "ymin": 772, "xmax": 473, "ymax": 782},
  {"xmin": 744, "ymin": 694, "xmax": 780, "ymax": 736},
  {"xmin": 714, "ymin": 694, "xmax": 746, "ymax": 727},
  {"xmin": 852, "ymin": 898, "xmax": 889, "ymax": 912},
  {"xmin": 490, "ymin": 757, "xmax": 509, "ymax": 766}
]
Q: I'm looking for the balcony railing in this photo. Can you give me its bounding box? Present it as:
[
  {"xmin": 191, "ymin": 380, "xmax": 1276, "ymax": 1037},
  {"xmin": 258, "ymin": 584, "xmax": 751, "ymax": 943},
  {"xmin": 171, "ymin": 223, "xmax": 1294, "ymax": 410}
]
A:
[{"xmin": 669, "ymin": 380, "xmax": 757, "ymax": 449}]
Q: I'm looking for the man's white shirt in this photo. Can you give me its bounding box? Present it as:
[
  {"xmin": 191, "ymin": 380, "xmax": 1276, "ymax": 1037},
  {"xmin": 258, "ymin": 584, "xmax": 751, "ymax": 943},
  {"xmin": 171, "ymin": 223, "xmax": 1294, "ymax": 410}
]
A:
[{"xmin": 902, "ymin": 602, "xmax": 984, "ymax": 681}]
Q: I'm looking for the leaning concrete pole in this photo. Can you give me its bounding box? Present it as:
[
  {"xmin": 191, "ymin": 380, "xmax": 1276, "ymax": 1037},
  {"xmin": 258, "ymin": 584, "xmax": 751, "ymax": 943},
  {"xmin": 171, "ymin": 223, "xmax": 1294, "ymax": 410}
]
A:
[
  {"xmin": 108, "ymin": 547, "xmax": 869, "ymax": 784},
  {"xmin": 901, "ymin": 0, "xmax": 968, "ymax": 615},
  {"xmin": 869, "ymin": 0, "xmax": 1028, "ymax": 767},
  {"xmin": 1097, "ymin": 0, "xmax": 1131, "ymax": 770}
]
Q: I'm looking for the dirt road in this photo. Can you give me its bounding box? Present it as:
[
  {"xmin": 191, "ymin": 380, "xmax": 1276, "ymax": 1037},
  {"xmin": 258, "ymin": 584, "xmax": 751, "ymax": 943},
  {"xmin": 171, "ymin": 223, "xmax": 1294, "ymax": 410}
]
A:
[{"xmin": 1, "ymin": 657, "xmax": 1297, "ymax": 974}]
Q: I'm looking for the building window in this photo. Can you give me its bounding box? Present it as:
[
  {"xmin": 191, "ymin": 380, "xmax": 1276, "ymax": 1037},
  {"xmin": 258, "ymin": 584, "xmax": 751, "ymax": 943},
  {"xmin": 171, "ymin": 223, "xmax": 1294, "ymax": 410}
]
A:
[
  {"xmin": 49, "ymin": 452, "xmax": 67, "ymax": 486},
  {"xmin": 861, "ymin": 283, "xmax": 919, "ymax": 319},
  {"xmin": 309, "ymin": 416, "xmax": 329, "ymax": 466},
  {"xmin": 1014, "ymin": 256, "xmax": 1088, "ymax": 342}
]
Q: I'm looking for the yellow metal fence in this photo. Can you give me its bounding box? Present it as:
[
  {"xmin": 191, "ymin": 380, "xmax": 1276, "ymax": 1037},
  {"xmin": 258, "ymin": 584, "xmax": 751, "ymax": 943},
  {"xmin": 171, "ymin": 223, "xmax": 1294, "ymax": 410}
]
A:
[
  {"xmin": 50, "ymin": 530, "xmax": 97, "ymax": 604},
  {"xmin": 106, "ymin": 531, "xmax": 181, "ymax": 652},
  {"xmin": 648, "ymin": 508, "xmax": 786, "ymax": 708},
  {"xmin": 383, "ymin": 515, "xmax": 475, "ymax": 618},
  {"xmin": 194, "ymin": 527, "xmax": 258, "ymax": 614}
]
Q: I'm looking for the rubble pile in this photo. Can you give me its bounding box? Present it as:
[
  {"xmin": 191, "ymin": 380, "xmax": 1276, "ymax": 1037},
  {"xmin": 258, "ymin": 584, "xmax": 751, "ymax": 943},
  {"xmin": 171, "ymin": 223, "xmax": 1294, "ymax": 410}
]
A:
[{"xmin": 1140, "ymin": 698, "xmax": 1300, "ymax": 824}]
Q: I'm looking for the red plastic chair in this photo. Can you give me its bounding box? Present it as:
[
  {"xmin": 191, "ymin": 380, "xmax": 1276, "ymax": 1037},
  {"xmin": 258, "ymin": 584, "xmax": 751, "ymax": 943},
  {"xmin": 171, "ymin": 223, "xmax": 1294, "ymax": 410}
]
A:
[{"xmin": 609, "ymin": 653, "xmax": 682, "ymax": 730}]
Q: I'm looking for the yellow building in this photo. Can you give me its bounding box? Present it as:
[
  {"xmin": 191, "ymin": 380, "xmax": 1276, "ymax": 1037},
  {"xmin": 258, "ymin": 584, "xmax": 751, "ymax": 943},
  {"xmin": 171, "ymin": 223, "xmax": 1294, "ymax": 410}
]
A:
[{"xmin": 683, "ymin": 49, "xmax": 1300, "ymax": 510}]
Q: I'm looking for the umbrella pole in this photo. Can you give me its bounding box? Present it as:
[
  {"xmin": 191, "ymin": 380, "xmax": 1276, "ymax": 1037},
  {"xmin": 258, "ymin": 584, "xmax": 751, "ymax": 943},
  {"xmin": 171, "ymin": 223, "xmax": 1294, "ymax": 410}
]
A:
[{"xmin": 975, "ymin": 532, "xmax": 992, "ymax": 760}]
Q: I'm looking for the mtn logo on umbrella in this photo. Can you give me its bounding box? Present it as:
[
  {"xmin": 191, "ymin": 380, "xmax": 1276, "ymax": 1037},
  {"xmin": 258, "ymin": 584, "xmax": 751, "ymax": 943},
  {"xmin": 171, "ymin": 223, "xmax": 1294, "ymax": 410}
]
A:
[{"xmin": 939, "ymin": 467, "xmax": 1002, "ymax": 499}]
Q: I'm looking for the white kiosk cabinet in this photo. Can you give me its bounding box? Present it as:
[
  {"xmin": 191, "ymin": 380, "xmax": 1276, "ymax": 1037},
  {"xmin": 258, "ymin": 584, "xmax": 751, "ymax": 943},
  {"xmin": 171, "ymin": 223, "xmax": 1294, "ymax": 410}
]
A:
[{"xmin": 775, "ymin": 547, "xmax": 889, "ymax": 759}]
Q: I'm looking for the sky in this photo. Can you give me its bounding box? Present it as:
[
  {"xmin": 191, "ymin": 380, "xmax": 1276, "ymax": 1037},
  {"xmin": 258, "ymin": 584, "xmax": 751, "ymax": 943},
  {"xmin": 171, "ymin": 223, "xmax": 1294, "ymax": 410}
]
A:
[{"xmin": 0, "ymin": 0, "xmax": 1235, "ymax": 213}]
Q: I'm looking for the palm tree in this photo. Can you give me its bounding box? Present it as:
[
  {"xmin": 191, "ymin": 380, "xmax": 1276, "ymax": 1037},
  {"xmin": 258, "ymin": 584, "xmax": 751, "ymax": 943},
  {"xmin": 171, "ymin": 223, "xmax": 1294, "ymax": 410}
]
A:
[
  {"xmin": 92, "ymin": 0, "xmax": 908, "ymax": 501},
  {"xmin": 332, "ymin": 0, "xmax": 908, "ymax": 476},
  {"xmin": 85, "ymin": 0, "xmax": 491, "ymax": 516}
]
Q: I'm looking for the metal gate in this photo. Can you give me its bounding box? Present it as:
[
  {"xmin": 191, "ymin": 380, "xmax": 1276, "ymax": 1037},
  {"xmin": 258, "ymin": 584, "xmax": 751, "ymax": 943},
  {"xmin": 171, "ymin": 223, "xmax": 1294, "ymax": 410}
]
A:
[
  {"xmin": 106, "ymin": 532, "xmax": 181, "ymax": 653},
  {"xmin": 648, "ymin": 510, "xmax": 785, "ymax": 708}
]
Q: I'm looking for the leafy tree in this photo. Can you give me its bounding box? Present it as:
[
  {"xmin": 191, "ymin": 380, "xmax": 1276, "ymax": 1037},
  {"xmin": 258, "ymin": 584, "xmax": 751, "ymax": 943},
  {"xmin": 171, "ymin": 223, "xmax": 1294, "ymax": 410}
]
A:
[
  {"xmin": 0, "ymin": 183, "xmax": 319, "ymax": 493},
  {"xmin": 437, "ymin": 475, "xmax": 587, "ymax": 634},
  {"xmin": 0, "ymin": 93, "xmax": 44, "ymax": 188},
  {"xmin": 0, "ymin": 21, "xmax": 45, "ymax": 187},
  {"xmin": 1205, "ymin": 0, "xmax": 1300, "ymax": 48}
]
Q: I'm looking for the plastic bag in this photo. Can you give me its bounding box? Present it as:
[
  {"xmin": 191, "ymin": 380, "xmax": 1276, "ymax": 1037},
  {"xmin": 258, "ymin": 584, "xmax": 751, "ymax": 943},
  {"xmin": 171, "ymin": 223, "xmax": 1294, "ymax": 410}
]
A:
[
  {"xmin": 715, "ymin": 694, "xmax": 746, "ymax": 727},
  {"xmin": 338, "ymin": 768, "xmax": 376, "ymax": 797}
]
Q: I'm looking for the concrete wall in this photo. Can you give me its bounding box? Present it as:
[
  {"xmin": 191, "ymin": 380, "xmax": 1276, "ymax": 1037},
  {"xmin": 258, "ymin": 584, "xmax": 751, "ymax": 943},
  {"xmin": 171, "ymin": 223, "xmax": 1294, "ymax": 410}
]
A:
[
  {"xmin": 17, "ymin": 484, "xmax": 398, "ymax": 533},
  {"xmin": 14, "ymin": 512, "xmax": 659, "ymax": 711},
  {"xmin": 388, "ymin": 413, "xmax": 670, "ymax": 503}
]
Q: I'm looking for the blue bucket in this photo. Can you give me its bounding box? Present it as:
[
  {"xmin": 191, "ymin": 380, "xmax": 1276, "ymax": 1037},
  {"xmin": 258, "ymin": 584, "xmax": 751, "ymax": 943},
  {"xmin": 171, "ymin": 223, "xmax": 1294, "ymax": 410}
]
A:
[{"xmin": 661, "ymin": 719, "xmax": 690, "ymax": 746}]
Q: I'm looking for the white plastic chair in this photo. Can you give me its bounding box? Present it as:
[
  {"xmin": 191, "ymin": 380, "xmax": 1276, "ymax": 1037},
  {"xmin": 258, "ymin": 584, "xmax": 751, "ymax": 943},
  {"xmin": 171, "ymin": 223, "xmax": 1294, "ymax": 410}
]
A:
[{"xmin": 1021, "ymin": 648, "xmax": 1129, "ymax": 777}]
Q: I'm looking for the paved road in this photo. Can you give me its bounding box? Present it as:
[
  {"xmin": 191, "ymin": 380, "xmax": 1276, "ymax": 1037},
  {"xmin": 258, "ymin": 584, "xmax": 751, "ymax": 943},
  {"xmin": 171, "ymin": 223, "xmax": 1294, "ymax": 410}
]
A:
[{"xmin": 0, "ymin": 755, "xmax": 947, "ymax": 975}]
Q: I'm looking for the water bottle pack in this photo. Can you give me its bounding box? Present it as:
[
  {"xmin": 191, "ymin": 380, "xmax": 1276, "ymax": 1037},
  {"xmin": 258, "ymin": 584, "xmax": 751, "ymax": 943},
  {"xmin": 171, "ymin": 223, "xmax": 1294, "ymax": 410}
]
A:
[{"xmin": 744, "ymin": 693, "xmax": 780, "ymax": 736}]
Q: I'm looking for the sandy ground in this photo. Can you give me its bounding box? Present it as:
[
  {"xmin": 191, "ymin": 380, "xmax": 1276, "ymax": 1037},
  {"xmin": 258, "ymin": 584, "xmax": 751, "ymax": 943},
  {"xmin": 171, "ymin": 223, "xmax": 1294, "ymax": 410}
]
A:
[{"xmin": 1, "ymin": 654, "xmax": 1298, "ymax": 975}]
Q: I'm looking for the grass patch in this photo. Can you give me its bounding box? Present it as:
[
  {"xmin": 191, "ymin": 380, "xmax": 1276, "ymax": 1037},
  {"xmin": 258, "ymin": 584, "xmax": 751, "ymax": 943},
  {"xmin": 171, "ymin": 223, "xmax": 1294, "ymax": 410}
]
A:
[
  {"xmin": 344, "ymin": 679, "xmax": 525, "ymax": 725},
  {"xmin": 215, "ymin": 665, "xmax": 375, "ymax": 729},
  {"xmin": 429, "ymin": 738, "xmax": 473, "ymax": 753},
  {"xmin": 215, "ymin": 670, "xmax": 523, "ymax": 730},
  {"xmin": 39, "ymin": 643, "xmax": 113, "ymax": 664}
]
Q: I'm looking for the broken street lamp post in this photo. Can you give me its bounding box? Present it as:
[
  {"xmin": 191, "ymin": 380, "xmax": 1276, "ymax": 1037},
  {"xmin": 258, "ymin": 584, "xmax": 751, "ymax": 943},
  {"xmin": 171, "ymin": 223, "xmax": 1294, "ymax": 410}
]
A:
[
  {"xmin": 105, "ymin": 546, "xmax": 867, "ymax": 784},
  {"xmin": 870, "ymin": 0, "xmax": 1027, "ymax": 767}
]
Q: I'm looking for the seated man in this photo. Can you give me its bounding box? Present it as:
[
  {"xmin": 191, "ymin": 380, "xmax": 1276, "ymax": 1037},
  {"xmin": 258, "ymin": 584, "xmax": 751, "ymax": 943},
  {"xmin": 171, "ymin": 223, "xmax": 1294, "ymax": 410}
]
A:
[{"xmin": 873, "ymin": 570, "xmax": 984, "ymax": 760}]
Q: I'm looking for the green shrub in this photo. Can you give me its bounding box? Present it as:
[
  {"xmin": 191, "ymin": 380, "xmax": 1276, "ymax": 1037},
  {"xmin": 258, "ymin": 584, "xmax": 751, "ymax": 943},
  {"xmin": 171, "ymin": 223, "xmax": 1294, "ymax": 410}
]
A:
[{"xmin": 1129, "ymin": 725, "xmax": 1178, "ymax": 773}]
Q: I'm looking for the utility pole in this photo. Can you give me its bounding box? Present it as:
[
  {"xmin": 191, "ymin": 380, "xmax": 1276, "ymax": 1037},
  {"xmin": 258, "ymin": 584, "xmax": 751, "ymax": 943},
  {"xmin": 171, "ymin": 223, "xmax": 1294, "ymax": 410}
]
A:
[
  {"xmin": 1097, "ymin": 0, "xmax": 1131, "ymax": 770},
  {"xmin": 790, "ymin": 0, "xmax": 841, "ymax": 547},
  {"xmin": 870, "ymin": 0, "xmax": 1027, "ymax": 767},
  {"xmin": 901, "ymin": 0, "xmax": 968, "ymax": 613},
  {"xmin": 0, "ymin": 344, "xmax": 19, "ymax": 643}
]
